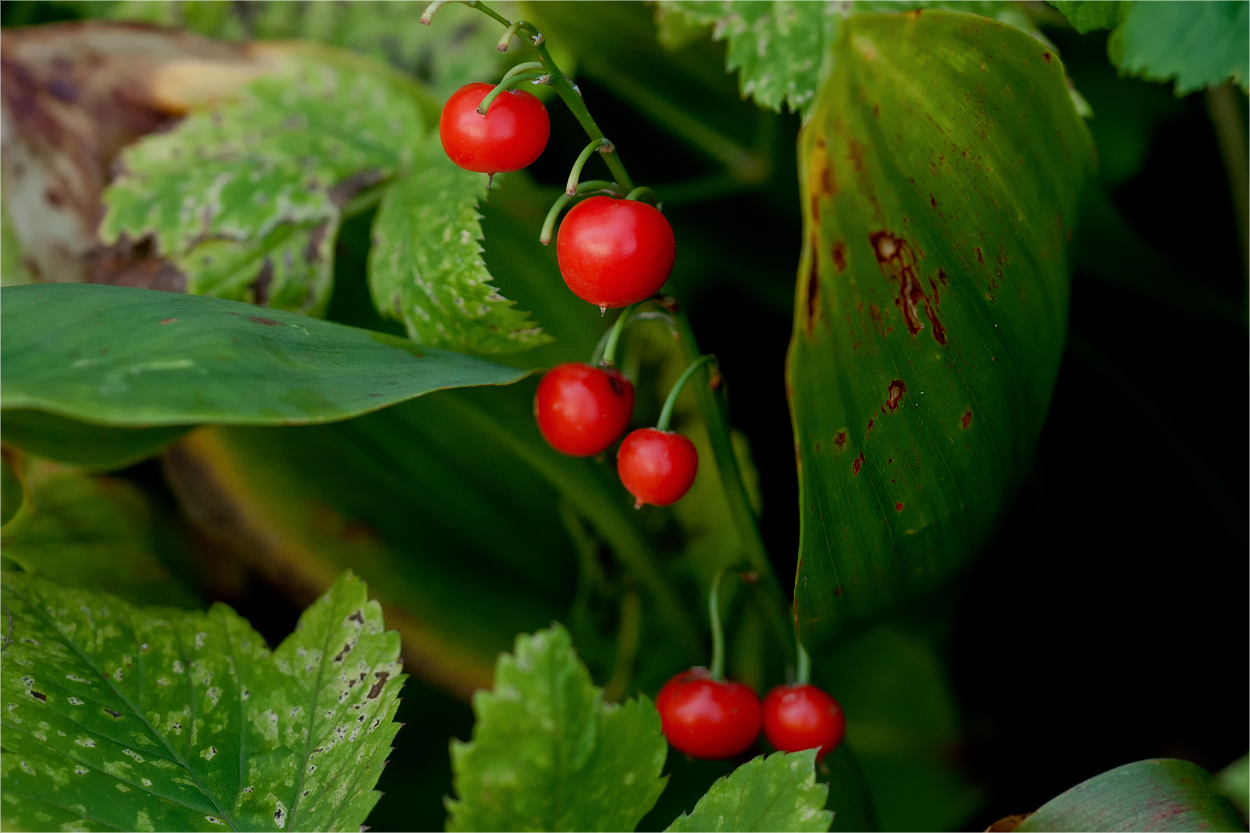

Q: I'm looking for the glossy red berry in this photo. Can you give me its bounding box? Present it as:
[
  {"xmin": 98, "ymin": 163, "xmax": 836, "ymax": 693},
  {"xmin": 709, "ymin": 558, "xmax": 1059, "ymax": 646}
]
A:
[
  {"xmin": 534, "ymin": 363, "xmax": 635, "ymax": 457},
  {"xmin": 656, "ymin": 668, "xmax": 763, "ymax": 759},
  {"xmin": 439, "ymin": 82, "xmax": 550, "ymax": 174},
  {"xmin": 556, "ymin": 196, "xmax": 676, "ymax": 309},
  {"xmin": 762, "ymin": 684, "xmax": 845, "ymax": 759},
  {"xmin": 617, "ymin": 427, "xmax": 697, "ymax": 508}
]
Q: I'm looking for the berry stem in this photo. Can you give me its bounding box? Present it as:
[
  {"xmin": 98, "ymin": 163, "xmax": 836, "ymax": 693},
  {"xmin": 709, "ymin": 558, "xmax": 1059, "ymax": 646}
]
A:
[
  {"xmin": 624, "ymin": 186, "xmax": 659, "ymax": 205},
  {"xmin": 595, "ymin": 303, "xmax": 639, "ymax": 366},
  {"xmin": 657, "ymin": 354, "xmax": 716, "ymax": 432},
  {"xmin": 477, "ymin": 69, "xmax": 548, "ymax": 115},
  {"xmin": 668, "ymin": 306, "xmax": 793, "ymax": 661},
  {"xmin": 427, "ymin": 0, "xmax": 637, "ymax": 191},
  {"xmin": 796, "ymin": 640, "xmax": 811, "ymax": 686},
  {"xmin": 566, "ymin": 139, "xmax": 614, "ymax": 196},
  {"xmin": 539, "ymin": 180, "xmax": 621, "ymax": 245},
  {"xmin": 708, "ymin": 568, "xmax": 727, "ymax": 681}
]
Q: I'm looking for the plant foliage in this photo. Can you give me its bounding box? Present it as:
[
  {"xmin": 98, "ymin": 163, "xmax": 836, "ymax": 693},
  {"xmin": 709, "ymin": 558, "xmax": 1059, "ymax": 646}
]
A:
[{"xmin": 665, "ymin": 750, "xmax": 832, "ymax": 832}]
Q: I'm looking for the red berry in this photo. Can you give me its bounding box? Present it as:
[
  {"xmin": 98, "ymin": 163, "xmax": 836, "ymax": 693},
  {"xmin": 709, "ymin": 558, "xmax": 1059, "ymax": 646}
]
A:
[
  {"xmin": 534, "ymin": 363, "xmax": 635, "ymax": 456},
  {"xmin": 656, "ymin": 668, "xmax": 763, "ymax": 759},
  {"xmin": 556, "ymin": 196, "xmax": 676, "ymax": 309},
  {"xmin": 617, "ymin": 428, "xmax": 697, "ymax": 508},
  {"xmin": 762, "ymin": 684, "xmax": 845, "ymax": 759},
  {"xmin": 439, "ymin": 82, "xmax": 550, "ymax": 174}
]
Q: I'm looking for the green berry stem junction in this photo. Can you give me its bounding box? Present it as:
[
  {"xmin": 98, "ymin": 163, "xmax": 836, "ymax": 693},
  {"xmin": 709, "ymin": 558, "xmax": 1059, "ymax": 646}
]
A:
[
  {"xmin": 539, "ymin": 179, "xmax": 621, "ymax": 245},
  {"xmin": 567, "ymin": 139, "xmax": 614, "ymax": 195},
  {"xmin": 422, "ymin": 0, "xmax": 637, "ymax": 193},
  {"xmin": 477, "ymin": 61, "xmax": 547, "ymax": 114},
  {"xmin": 656, "ymin": 354, "xmax": 716, "ymax": 433},
  {"xmin": 708, "ymin": 567, "xmax": 728, "ymax": 681}
]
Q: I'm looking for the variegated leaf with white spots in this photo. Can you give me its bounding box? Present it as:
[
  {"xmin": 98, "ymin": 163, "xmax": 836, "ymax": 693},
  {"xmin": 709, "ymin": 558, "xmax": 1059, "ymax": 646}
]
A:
[
  {"xmin": 664, "ymin": 750, "xmax": 832, "ymax": 832},
  {"xmin": 368, "ymin": 138, "xmax": 551, "ymax": 354},
  {"xmin": 0, "ymin": 571, "xmax": 403, "ymax": 832},
  {"xmin": 100, "ymin": 57, "xmax": 422, "ymax": 317}
]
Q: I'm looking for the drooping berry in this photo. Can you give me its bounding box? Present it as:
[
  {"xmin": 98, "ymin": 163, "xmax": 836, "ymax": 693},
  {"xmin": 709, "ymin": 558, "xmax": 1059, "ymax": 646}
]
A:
[
  {"xmin": 439, "ymin": 82, "xmax": 550, "ymax": 174},
  {"xmin": 616, "ymin": 427, "xmax": 697, "ymax": 507},
  {"xmin": 534, "ymin": 363, "xmax": 634, "ymax": 457},
  {"xmin": 556, "ymin": 196, "xmax": 676, "ymax": 309},
  {"xmin": 656, "ymin": 668, "xmax": 763, "ymax": 759},
  {"xmin": 762, "ymin": 684, "xmax": 846, "ymax": 758}
]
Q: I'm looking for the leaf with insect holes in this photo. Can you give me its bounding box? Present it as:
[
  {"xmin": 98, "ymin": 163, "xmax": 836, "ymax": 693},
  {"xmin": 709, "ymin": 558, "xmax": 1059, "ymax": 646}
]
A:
[
  {"xmin": 0, "ymin": 571, "xmax": 404, "ymax": 832},
  {"xmin": 1053, "ymin": 1, "xmax": 1249, "ymax": 94},
  {"xmin": 368, "ymin": 139, "xmax": 551, "ymax": 354},
  {"xmin": 665, "ymin": 750, "xmax": 832, "ymax": 832},
  {"xmin": 446, "ymin": 623, "xmax": 668, "ymax": 831},
  {"xmin": 100, "ymin": 56, "xmax": 422, "ymax": 316},
  {"xmin": 654, "ymin": 1, "xmax": 1049, "ymax": 119}
]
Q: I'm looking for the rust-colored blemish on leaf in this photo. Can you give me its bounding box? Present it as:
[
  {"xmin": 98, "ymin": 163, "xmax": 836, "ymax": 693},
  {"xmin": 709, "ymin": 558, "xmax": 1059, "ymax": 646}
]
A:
[
  {"xmin": 895, "ymin": 502, "xmax": 904, "ymax": 512},
  {"xmin": 160, "ymin": 318, "xmax": 177, "ymax": 325},
  {"xmin": 975, "ymin": 246, "xmax": 985, "ymax": 265},
  {"xmin": 867, "ymin": 418, "xmax": 874, "ymax": 432},
  {"xmin": 804, "ymin": 238, "xmax": 822, "ymax": 337},
  {"xmin": 246, "ymin": 316, "xmax": 281, "ymax": 326},
  {"xmin": 831, "ymin": 240, "xmax": 847, "ymax": 272},
  {"xmin": 869, "ymin": 231, "xmax": 947, "ymax": 344},
  {"xmin": 367, "ymin": 670, "xmax": 389, "ymax": 699},
  {"xmin": 833, "ymin": 586, "xmax": 842, "ymax": 596},
  {"xmin": 885, "ymin": 379, "xmax": 907, "ymax": 411},
  {"xmin": 851, "ymin": 452, "xmax": 864, "ymax": 476},
  {"xmin": 960, "ymin": 409, "xmax": 973, "ymax": 430},
  {"xmin": 1042, "ymin": 52, "xmax": 1052, "ymax": 64},
  {"xmin": 833, "ymin": 430, "xmax": 848, "ymax": 452},
  {"xmin": 930, "ymin": 193, "xmax": 937, "ymax": 209},
  {"xmin": 847, "ymin": 138, "xmax": 866, "ymax": 173}
]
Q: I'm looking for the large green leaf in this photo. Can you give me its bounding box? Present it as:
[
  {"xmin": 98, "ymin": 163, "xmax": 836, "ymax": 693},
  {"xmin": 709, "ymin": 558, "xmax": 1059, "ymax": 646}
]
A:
[
  {"xmin": 446, "ymin": 623, "xmax": 668, "ymax": 832},
  {"xmin": 1016, "ymin": 759, "xmax": 1245, "ymax": 832},
  {"xmin": 665, "ymin": 750, "xmax": 832, "ymax": 832},
  {"xmin": 0, "ymin": 571, "xmax": 404, "ymax": 832},
  {"xmin": 100, "ymin": 56, "xmax": 422, "ymax": 316},
  {"xmin": 786, "ymin": 11, "xmax": 1093, "ymax": 645},
  {"xmin": 0, "ymin": 461, "xmax": 198, "ymax": 607},
  {"xmin": 1053, "ymin": 1, "xmax": 1249, "ymax": 94},
  {"xmin": 0, "ymin": 284, "xmax": 527, "ymax": 427},
  {"xmin": 368, "ymin": 144, "xmax": 551, "ymax": 354},
  {"xmin": 0, "ymin": 410, "xmax": 189, "ymax": 472},
  {"xmin": 654, "ymin": 1, "xmax": 1047, "ymax": 119}
]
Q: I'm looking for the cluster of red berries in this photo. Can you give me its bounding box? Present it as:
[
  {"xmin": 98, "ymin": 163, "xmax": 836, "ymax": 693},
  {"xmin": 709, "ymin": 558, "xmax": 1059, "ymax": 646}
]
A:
[
  {"xmin": 656, "ymin": 670, "xmax": 846, "ymax": 761},
  {"xmin": 441, "ymin": 81, "xmax": 695, "ymax": 508}
]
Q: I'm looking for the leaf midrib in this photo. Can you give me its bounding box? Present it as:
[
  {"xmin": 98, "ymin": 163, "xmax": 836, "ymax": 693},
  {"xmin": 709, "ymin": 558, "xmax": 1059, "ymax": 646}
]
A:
[{"xmin": 14, "ymin": 584, "xmax": 240, "ymax": 831}]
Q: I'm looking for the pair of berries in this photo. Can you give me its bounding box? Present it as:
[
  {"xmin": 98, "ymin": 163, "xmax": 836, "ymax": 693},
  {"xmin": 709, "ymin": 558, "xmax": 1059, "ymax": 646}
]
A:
[
  {"xmin": 440, "ymin": 82, "xmax": 677, "ymax": 310},
  {"xmin": 534, "ymin": 363, "xmax": 698, "ymax": 507},
  {"xmin": 656, "ymin": 671, "xmax": 846, "ymax": 760}
]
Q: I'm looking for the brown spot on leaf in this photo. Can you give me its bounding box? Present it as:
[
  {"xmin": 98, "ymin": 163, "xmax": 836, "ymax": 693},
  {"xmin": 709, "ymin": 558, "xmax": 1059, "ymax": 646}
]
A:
[
  {"xmin": 367, "ymin": 671, "xmax": 390, "ymax": 700},
  {"xmin": 348, "ymin": 610, "xmax": 365, "ymax": 624},
  {"xmin": 246, "ymin": 316, "xmax": 281, "ymax": 326},
  {"xmin": 1042, "ymin": 52, "xmax": 1052, "ymax": 64},
  {"xmin": 868, "ymin": 231, "xmax": 947, "ymax": 344},
  {"xmin": 804, "ymin": 239, "xmax": 822, "ymax": 337},
  {"xmin": 831, "ymin": 240, "xmax": 847, "ymax": 272},
  {"xmin": 160, "ymin": 318, "xmax": 177, "ymax": 325},
  {"xmin": 833, "ymin": 430, "xmax": 848, "ymax": 452},
  {"xmin": 103, "ymin": 708, "xmax": 122, "ymax": 718},
  {"xmin": 930, "ymin": 193, "xmax": 937, "ymax": 209},
  {"xmin": 867, "ymin": 418, "xmax": 874, "ymax": 432},
  {"xmin": 895, "ymin": 502, "xmax": 904, "ymax": 512},
  {"xmin": 833, "ymin": 586, "xmax": 842, "ymax": 596},
  {"xmin": 30, "ymin": 690, "xmax": 46, "ymax": 701},
  {"xmin": 333, "ymin": 642, "xmax": 352, "ymax": 663},
  {"xmin": 961, "ymin": 409, "xmax": 973, "ymax": 430},
  {"xmin": 885, "ymin": 379, "xmax": 907, "ymax": 411},
  {"xmin": 851, "ymin": 453, "xmax": 864, "ymax": 476}
]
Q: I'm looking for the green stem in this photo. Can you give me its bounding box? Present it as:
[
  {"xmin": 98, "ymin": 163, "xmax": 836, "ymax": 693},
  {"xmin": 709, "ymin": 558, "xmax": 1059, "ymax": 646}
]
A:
[
  {"xmin": 596, "ymin": 303, "xmax": 638, "ymax": 366},
  {"xmin": 624, "ymin": 186, "xmax": 659, "ymax": 205},
  {"xmin": 796, "ymin": 641, "xmax": 811, "ymax": 685},
  {"xmin": 669, "ymin": 306, "xmax": 793, "ymax": 658},
  {"xmin": 453, "ymin": 0, "xmax": 636, "ymax": 191},
  {"xmin": 657, "ymin": 354, "xmax": 716, "ymax": 432},
  {"xmin": 567, "ymin": 139, "xmax": 614, "ymax": 195},
  {"xmin": 708, "ymin": 568, "xmax": 727, "ymax": 680},
  {"xmin": 478, "ymin": 71, "xmax": 548, "ymax": 114},
  {"xmin": 539, "ymin": 180, "xmax": 620, "ymax": 245}
]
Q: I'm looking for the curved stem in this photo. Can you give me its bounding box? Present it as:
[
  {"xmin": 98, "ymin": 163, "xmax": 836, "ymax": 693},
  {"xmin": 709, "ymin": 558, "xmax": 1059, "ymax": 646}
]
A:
[
  {"xmin": 708, "ymin": 568, "xmax": 727, "ymax": 680},
  {"xmin": 596, "ymin": 303, "xmax": 638, "ymax": 366},
  {"xmin": 495, "ymin": 19, "xmax": 522, "ymax": 51},
  {"xmin": 669, "ymin": 305, "xmax": 793, "ymax": 659},
  {"xmin": 624, "ymin": 186, "xmax": 659, "ymax": 205},
  {"xmin": 796, "ymin": 640, "xmax": 811, "ymax": 685},
  {"xmin": 478, "ymin": 71, "xmax": 548, "ymax": 114},
  {"xmin": 567, "ymin": 139, "xmax": 614, "ymax": 196},
  {"xmin": 657, "ymin": 354, "xmax": 716, "ymax": 432},
  {"xmin": 540, "ymin": 180, "xmax": 620, "ymax": 245}
]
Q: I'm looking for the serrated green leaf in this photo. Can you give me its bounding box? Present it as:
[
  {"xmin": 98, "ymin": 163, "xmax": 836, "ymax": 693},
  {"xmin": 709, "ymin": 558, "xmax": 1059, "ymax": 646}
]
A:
[
  {"xmin": 0, "ymin": 284, "xmax": 527, "ymax": 427},
  {"xmin": 446, "ymin": 623, "xmax": 668, "ymax": 832},
  {"xmin": 786, "ymin": 10, "xmax": 1094, "ymax": 646},
  {"xmin": 1052, "ymin": 1, "xmax": 1248, "ymax": 94},
  {"xmin": 655, "ymin": 1, "xmax": 1049, "ymax": 119},
  {"xmin": 0, "ymin": 571, "xmax": 404, "ymax": 832},
  {"xmin": 1016, "ymin": 759, "xmax": 1245, "ymax": 832},
  {"xmin": 369, "ymin": 143, "xmax": 551, "ymax": 354},
  {"xmin": 0, "ymin": 461, "xmax": 198, "ymax": 608},
  {"xmin": 100, "ymin": 57, "xmax": 422, "ymax": 316},
  {"xmin": 665, "ymin": 750, "xmax": 832, "ymax": 832}
]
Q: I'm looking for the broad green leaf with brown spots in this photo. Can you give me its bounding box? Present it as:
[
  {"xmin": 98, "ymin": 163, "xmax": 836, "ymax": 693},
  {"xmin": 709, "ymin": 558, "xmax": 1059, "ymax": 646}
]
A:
[
  {"xmin": 100, "ymin": 56, "xmax": 421, "ymax": 317},
  {"xmin": 368, "ymin": 141, "xmax": 552, "ymax": 354},
  {"xmin": 0, "ymin": 284, "xmax": 528, "ymax": 428},
  {"xmin": 446, "ymin": 623, "xmax": 668, "ymax": 832},
  {"xmin": 664, "ymin": 750, "xmax": 832, "ymax": 832},
  {"xmin": 786, "ymin": 10, "xmax": 1094, "ymax": 646},
  {"xmin": 0, "ymin": 571, "xmax": 404, "ymax": 832}
]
